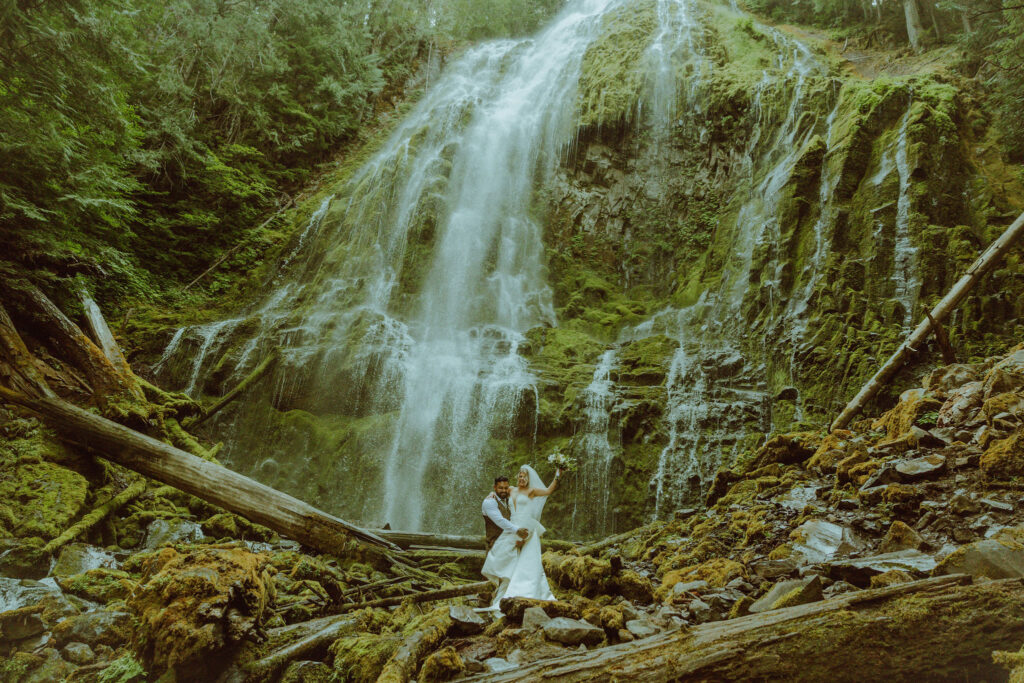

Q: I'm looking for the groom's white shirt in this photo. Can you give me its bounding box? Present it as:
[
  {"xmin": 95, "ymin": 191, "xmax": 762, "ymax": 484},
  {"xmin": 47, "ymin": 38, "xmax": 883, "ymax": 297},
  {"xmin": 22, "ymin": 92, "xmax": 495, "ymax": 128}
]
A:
[{"xmin": 482, "ymin": 493, "xmax": 518, "ymax": 533}]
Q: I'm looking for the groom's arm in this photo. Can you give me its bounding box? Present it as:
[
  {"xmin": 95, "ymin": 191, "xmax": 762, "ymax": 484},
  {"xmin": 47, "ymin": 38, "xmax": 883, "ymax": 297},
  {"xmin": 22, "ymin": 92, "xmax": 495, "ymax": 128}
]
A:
[{"xmin": 482, "ymin": 496, "xmax": 520, "ymax": 534}]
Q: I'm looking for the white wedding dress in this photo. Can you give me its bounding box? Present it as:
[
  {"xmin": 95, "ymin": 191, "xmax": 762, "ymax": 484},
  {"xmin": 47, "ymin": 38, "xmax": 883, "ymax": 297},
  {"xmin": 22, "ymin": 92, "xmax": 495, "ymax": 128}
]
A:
[{"xmin": 482, "ymin": 466, "xmax": 556, "ymax": 608}]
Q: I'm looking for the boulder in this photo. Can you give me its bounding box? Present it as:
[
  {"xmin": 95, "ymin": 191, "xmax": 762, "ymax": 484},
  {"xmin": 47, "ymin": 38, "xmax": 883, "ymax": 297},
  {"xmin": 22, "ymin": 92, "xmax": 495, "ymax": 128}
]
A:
[
  {"xmin": 499, "ymin": 598, "xmax": 577, "ymax": 622},
  {"xmin": 878, "ymin": 521, "xmax": 926, "ymax": 553},
  {"xmin": 51, "ymin": 544, "xmax": 119, "ymax": 577},
  {"xmin": 937, "ymin": 381, "xmax": 984, "ymax": 428},
  {"xmin": 51, "ymin": 610, "xmax": 133, "ymax": 648},
  {"xmin": 747, "ymin": 434, "xmax": 815, "ymax": 470},
  {"xmin": 894, "ymin": 454, "xmax": 946, "ymax": 480},
  {"xmin": 129, "ymin": 547, "xmax": 272, "ymax": 673},
  {"xmin": 61, "ymin": 641, "xmax": 95, "ymax": 666},
  {"xmin": 1, "ymin": 607, "xmax": 45, "ymax": 641},
  {"xmin": 934, "ymin": 528, "xmax": 1024, "ymax": 579},
  {"xmin": 826, "ymin": 550, "xmax": 937, "ymax": 587},
  {"xmin": 542, "ymin": 617, "xmax": 604, "ymax": 646},
  {"xmin": 419, "ymin": 645, "xmax": 465, "ymax": 683},
  {"xmin": 521, "ymin": 606, "xmax": 552, "ymax": 632},
  {"xmin": 980, "ymin": 428, "xmax": 1024, "ymax": 479},
  {"xmin": 671, "ymin": 580, "xmax": 709, "ymax": 595},
  {"xmin": 925, "ymin": 364, "xmax": 980, "ymax": 396},
  {"xmin": 143, "ymin": 518, "xmax": 204, "ymax": 549},
  {"xmin": 790, "ymin": 520, "xmax": 863, "ymax": 564},
  {"xmin": 872, "ymin": 389, "xmax": 944, "ymax": 440},
  {"xmin": 449, "ymin": 604, "xmax": 486, "ymax": 635},
  {"xmin": 749, "ymin": 576, "xmax": 822, "ymax": 614},
  {"xmin": 625, "ymin": 619, "xmax": 659, "ymax": 638},
  {"xmin": 982, "ymin": 350, "xmax": 1024, "ymax": 397}
]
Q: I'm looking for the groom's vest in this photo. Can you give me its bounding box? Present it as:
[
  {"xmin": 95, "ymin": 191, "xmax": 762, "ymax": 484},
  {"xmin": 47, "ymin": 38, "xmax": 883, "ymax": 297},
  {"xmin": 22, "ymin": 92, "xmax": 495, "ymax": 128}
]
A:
[{"xmin": 484, "ymin": 497, "xmax": 512, "ymax": 551}]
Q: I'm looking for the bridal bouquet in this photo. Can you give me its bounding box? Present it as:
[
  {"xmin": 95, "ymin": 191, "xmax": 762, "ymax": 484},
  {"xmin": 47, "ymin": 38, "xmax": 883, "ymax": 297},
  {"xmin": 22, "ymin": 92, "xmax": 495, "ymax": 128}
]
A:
[{"xmin": 547, "ymin": 449, "xmax": 578, "ymax": 473}]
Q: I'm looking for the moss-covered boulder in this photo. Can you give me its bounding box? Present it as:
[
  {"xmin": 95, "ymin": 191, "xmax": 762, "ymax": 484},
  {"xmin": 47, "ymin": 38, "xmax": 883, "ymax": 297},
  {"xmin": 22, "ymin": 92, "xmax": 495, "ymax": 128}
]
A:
[{"xmin": 980, "ymin": 428, "xmax": 1024, "ymax": 480}]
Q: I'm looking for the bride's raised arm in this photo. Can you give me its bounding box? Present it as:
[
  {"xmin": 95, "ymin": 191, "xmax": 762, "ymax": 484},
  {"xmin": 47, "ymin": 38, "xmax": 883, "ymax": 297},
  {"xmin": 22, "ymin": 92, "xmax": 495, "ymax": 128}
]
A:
[{"xmin": 528, "ymin": 469, "xmax": 562, "ymax": 498}]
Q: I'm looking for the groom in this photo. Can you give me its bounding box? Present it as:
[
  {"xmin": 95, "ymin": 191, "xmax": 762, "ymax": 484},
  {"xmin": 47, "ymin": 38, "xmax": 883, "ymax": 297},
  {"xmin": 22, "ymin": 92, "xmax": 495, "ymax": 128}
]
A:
[{"xmin": 481, "ymin": 475, "xmax": 528, "ymax": 589}]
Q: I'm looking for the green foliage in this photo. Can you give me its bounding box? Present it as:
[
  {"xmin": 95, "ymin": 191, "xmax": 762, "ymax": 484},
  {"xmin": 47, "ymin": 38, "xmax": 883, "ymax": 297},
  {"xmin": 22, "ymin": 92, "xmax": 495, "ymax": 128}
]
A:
[{"xmin": 0, "ymin": 0, "xmax": 565, "ymax": 308}]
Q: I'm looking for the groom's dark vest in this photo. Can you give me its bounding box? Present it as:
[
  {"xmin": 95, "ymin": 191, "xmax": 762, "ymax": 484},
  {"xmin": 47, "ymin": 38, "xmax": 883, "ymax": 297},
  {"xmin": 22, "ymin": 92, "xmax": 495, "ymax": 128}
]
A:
[{"xmin": 484, "ymin": 496, "xmax": 512, "ymax": 551}]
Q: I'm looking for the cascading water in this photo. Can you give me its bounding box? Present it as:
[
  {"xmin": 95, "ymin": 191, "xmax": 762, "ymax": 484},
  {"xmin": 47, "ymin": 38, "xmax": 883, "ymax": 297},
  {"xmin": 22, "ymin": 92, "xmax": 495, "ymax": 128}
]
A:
[
  {"xmin": 154, "ymin": 0, "xmax": 928, "ymax": 534},
  {"xmin": 571, "ymin": 349, "xmax": 620, "ymax": 537},
  {"xmin": 892, "ymin": 103, "xmax": 920, "ymax": 328}
]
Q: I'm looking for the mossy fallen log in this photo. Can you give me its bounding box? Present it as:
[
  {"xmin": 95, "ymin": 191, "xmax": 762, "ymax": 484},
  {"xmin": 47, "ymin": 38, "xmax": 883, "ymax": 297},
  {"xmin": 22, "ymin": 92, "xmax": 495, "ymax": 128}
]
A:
[
  {"xmin": 187, "ymin": 349, "xmax": 279, "ymax": 428},
  {"xmin": 337, "ymin": 581, "xmax": 492, "ymax": 613},
  {"xmin": 0, "ymin": 388, "xmax": 400, "ymax": 553},
  {"xmin": 41, "ymin": 478, "xmax": 147, "ymax": 555},
  {"xmin": 376, "ymin": 607, "xmax": 453, "ymax": 683},
  {"xmin": 373, "ymin": 529, "xmax": 576, "ymax": 553},
  {"xmin": 469, "ymin": 575, "xmax": 1024, "ymax": 681}
]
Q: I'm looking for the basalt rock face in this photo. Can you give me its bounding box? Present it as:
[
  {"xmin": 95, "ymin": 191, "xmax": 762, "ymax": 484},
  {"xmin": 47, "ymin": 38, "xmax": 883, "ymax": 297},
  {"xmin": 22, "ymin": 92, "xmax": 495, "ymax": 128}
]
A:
[{"xmin": 146, "ymin": 0, "xmax": 1024, "ymax": 539}]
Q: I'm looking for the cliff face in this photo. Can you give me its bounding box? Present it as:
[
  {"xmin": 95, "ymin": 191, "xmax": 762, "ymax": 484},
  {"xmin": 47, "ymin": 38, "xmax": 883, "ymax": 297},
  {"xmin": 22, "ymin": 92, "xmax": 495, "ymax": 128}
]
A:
[{"xmin": 144, "ymin": 0, "xmax": 1024, "ymax": 539}]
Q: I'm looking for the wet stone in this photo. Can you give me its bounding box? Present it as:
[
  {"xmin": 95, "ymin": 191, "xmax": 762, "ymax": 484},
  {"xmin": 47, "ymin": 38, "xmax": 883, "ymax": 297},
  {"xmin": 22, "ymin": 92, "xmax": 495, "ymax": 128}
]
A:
[
  {"xmin": 542, "ymin": 617, "xmax": 604, "ymax": 646},
  {"xmin": 0, "ymin": 577, "xmax": 62, "ymax": 613},
  {"xmin": 749, "ymin": 576, "xmax": 822, "ymax": 614},
  {"xmin": 625, "ymin": 618, "xmax": 659, "ymax": 638},
  {"xmin": 521, "ymin": 606, "xmax": 551, "ymax": 632},
  {"xmin": 894, "ymin": 454, "xmax": 946, "ymax": 481},
  {"xmin": 449, "ymin": 604, "xmax": 485, "ymax": 635},
  {"xmin": 50, "ymin": 544, "xmax": 118, "ymax": 577},
  {"xmin": 980, "ymin": 498, "xmax": 1014, "ymax": 512},
  {"xmin": 143, "ymin": 518, "xmax": 204, "ymax": 549},
  {"xmin": 672, "ymin": 580, "xmax": 709, "ymax": 595},
  {"xmin": 934, "ymin": 531, "xmax": 1024, "ymax": 579},
  {"xmin": 61, "ymin": 641, "xmax": 95, "ymax": 665},
  {"xmin": 826, "ymin": 550, "xmax": 937, "ymax": 587}
]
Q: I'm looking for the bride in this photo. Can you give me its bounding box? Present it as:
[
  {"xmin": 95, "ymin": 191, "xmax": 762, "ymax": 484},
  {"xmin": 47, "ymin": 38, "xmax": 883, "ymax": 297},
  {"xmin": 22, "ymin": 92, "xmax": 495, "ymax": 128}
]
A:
[{"xmin": 482, "ymin": 464, "xmax": 561, "ymax": 608}]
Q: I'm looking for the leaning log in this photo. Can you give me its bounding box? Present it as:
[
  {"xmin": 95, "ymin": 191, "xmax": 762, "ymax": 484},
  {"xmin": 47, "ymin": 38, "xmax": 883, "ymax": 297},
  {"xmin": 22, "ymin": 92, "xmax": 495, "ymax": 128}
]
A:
[
  {"xmin": 373, "ymin": 529, "xmax": 576, "ymax": 553},
  {"xmin": 468, "ymin": 575, "xmax": 1024, "ymax": 682},
  {"xmin": 831, "ymin": 209, "xmax": 1024, "ymax": 431},
  {"xmin": 0, "ymin": 281, "xmax": 143, "ymax": 404},
  {"xmin": 337, "ymin": 581, "xmax": 492, "ymax": 613},
  {"xmin": 0, "ymin": 388, "xmax": 399, "ymax": 553},
  {"xmin": 0, "ymin": 302, "xmax": 56, "ymax": 399}
]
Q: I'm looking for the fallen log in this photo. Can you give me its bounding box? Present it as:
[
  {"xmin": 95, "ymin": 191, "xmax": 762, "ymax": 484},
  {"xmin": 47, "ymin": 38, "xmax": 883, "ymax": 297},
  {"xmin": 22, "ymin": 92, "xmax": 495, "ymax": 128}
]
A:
[
  {"xmin": 79, "ymin": 291, "xmax": 135, "ymax": 383},
  {"xmin": 241, "ymin": 614, "xmax": 359, "ymax": 681},
  {"xmin": 377, "ymin": 607, "xmax": 453, "ymax": 683},
  {"xmin": 0, "ymin": 280, "xmax": 143, "ymax": 404},
  {"xmin": 187, "ymin": 349, "xmax": 278, "ymax": 428},
  {"xmin": 373, "ymin": 529, "xmax": 576, "ymax": 553},
  {"xmin": 42, "ymin": 478, "xmax": 148, "ymax": 555},
  {"xmin": 337, "ymin": 580, "xmax": 492, "ymax": 613},
  {"xmin": 0, "ymin": 302, "xmax": 56, "ymax": 399},
  {"xmin": 0, "ymin": 388, "xmax": 399, "ymax": 553},
  {"xmin": 831, "ymin": 209, "xmax": 1024, "ymax": 431},
  {"xmin": 576, "ymin": 522, "xmax": 661, "ymax": 556},
  {"xmin": 467, "ymin": 575, "xmax": 1024, "ymax": 682}
]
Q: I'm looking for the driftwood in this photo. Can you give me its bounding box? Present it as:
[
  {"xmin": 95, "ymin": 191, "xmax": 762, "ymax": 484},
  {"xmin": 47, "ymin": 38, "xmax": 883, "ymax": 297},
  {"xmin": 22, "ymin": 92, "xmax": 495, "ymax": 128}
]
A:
[
  {"xmin": 374, "ymin": 529, "xmax": 576, "ymax": 553},
  {"xmin": 187, "ymin": 349, "xmax": 279, "ymax": 428},
  {"xmin": 42, "ymin": 478, "xmax": 148, "ymax": 555},
  {"xmin": 0, "ymin": 388, "xmax": 399, "ymax": 553},
  {"xmin": 467, "ymin": 575, "xmax": 1024, "ymax": 682},
  {"xmin": 0, "ymin": 302, "xmax": 56, "ymax": 399},
  {"xmin": 377, "ymin": 608, "xmax": 453, "ymax": 683},
  {"xmin": 832, "ymin": 209, "xmax": 1024, "ymax": 431},
  {"xmin": 241, "ymin": 614, "xmax": 359, "ymax": 681},
  {"xmin": 0, "ymin": 281, "xmax": 143, "ymax": 404},
  {"xmin": 337, "ymin": 581, "xmax": 492, "ymax": 613}
]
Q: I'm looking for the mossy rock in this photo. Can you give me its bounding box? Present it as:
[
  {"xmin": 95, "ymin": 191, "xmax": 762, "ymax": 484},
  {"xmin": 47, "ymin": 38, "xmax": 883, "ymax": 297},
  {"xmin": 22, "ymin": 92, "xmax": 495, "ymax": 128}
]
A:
[
  {"xmin": 0, "ymin": 460, "xmax": 89, "ymax": 541},
  {"xmin": 57, "ymin": 568, "xmax": 138, "ymax": 604},
  {"xmin": 980, "ymin": 428, "xmax": 1024, "ymax": 480},
  {"xmin": 330, "ymin": 633, "xmax": 403, "ymax": 682}
]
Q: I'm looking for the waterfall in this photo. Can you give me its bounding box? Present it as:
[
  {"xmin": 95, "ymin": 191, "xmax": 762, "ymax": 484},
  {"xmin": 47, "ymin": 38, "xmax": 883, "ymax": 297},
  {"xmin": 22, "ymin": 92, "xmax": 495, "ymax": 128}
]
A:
[
  {"xmin": 892, "ymin": 103, "xmax": 920, "ymax": 328},
  {"xmin": 571, "ymin": 349, "xmax": 619, "ymax": 536},
  {"xmin": 153, "ymin": 0, "xmax": 925, "ymax": 533}
]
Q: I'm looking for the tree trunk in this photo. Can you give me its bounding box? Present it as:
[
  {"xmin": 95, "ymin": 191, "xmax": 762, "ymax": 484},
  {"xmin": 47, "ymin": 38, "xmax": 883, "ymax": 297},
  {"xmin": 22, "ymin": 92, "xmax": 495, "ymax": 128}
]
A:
[
  {"xmin": 376, "ymin": 608, "xmax": 453, "ymax": 683},
  {"xmin": 960, "ymin": 10, "xmax": 972, "ymax": 33},
  {"xmin": 187, "ymin": 349, "xmax": 278, "ymax": 428},
  {"xmin": 336, "ymin": 581, "xmax": 492, "ymax": 613},
  {"xmin": 471, "ymin": 576, "xmax": 1024, "ymax": 681},
  {"xmin": 0, "ymin": 302, "xmax": 55, "ymax": 399},
  {"xmin": 831, "ymin": 209, "xmax": 1024, "ymax": 431},
  {"xmin": 927, "ymin": 0, "xmax": 942, "ymax": 41},
  {"xmin": 0, "ymin": 281, "xmax": 142, "ymax": 404},
  {"xmin": 372, "ymin": 529, "xmax": 576, "ymax": 553},
  {"xmin": 0, "ymin": 388, "xmax": 399, "ymax": 553},
  {"xmin": 904, "ymin": 0, "xmax": 925, "ymax": 50}
]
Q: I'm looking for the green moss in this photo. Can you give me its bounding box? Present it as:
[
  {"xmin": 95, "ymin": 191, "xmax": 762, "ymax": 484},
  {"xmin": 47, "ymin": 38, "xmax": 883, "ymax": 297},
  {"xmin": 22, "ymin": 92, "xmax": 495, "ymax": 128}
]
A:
[
  {"xmin": 0, "ymin": 434, "xmax": 89, "ymax": 540},
  {"xmin": 577, "ymin": 0, "xmax": 658, "ymax": 128}
]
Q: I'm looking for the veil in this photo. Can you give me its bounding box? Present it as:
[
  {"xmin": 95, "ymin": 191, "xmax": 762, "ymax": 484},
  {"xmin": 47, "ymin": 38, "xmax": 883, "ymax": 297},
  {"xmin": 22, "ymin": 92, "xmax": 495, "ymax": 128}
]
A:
[{"xmin": 517, "ymin": 464, "xmax": 548, "ymax": 534}]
